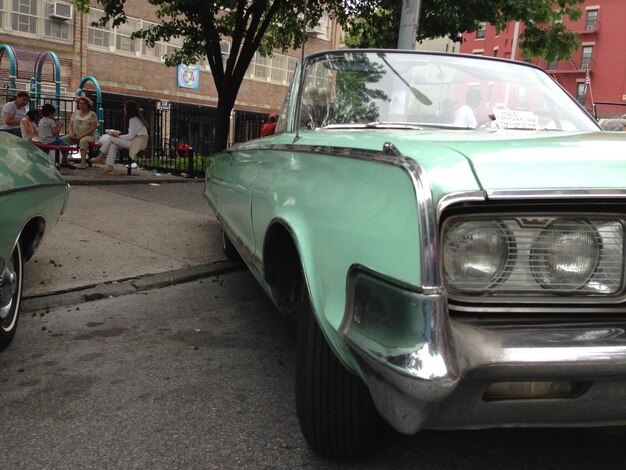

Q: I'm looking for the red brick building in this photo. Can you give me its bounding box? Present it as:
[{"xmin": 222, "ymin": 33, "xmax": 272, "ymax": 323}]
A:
[
  {"xmin": 0, "ymin": 0, "xmax": 342, "ymax": 151},
  {"xmin": 459, "ymin": 0, "xmax": 626, "ymax": 119}
]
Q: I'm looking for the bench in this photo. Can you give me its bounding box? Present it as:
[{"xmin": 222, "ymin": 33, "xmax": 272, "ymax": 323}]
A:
[{"xmin": 30, "ymin": 141, "xmax": 78, "ymax": 168}]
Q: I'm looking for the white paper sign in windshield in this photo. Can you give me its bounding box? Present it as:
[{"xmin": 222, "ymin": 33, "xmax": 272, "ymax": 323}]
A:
[{"xmin": 493, "ymin": 109, "xmax": 539, "ymax": 130}]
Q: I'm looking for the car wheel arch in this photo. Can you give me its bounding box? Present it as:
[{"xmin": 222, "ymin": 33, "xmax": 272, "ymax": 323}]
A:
[
  {"xmin": 263, "ymin": 219, "xmax": 308, "ymax": 320},
  {"xmin": 19, "ymin": 217, "xmax": 46, "ymax": 262}
]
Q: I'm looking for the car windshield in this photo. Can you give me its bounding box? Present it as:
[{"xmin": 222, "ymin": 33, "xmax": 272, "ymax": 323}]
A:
[{"xmin": 298, "ymin": 51, "xmax": 598, "ymax": 132}]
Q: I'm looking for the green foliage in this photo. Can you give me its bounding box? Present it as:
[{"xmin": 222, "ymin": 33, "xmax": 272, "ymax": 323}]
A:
[{"xmin": 343, "ymin": 0, "xmax": 585, "ymax": 62}]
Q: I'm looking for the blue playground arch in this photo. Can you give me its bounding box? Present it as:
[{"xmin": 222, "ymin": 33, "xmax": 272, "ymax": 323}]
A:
[
  {"xmin": 32, "ymin": 50, "xmax": 62, "ymax": 117},
  {"xmin": 77, "ymin": 75, "xmax": 104, "ymax": 135},
  {"xmin": 0, "ymin": 44, "xmax": 17, "ymax": 95}
]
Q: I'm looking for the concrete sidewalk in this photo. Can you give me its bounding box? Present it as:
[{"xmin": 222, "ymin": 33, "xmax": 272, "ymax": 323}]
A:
[
  {"xmin": 59, "ymin": 161, "xmax": 195, "ymax": 185},
  {"xmin": 22, "ymin": 171, "xmax": 236, "ymax": 311}
]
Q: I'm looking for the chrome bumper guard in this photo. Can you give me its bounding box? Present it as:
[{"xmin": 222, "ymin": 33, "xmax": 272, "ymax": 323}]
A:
[{"xmin": 340, "ymin": 270, "xmax": 626, "ymax": 435}]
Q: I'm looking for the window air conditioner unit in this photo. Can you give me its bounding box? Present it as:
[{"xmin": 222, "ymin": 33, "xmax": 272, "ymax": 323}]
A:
[{"xmin": 48, "ymin": 2, "xmax": 73, "ymax": 21}]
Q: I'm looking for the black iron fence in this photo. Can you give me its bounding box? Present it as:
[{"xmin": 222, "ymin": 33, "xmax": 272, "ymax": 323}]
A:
[{"xmin": 2, "ymin": 90, "xmax": 272, "ymax": 177}]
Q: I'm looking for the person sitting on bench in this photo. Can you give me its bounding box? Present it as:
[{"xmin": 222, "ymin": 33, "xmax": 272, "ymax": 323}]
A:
[
  {"xmin": 93, "ymin": 100, "xmax": 148, "ymax": 175},
  {"xmin": 38, "ymin": 103, "xmax": 75, "ymax": 169}
]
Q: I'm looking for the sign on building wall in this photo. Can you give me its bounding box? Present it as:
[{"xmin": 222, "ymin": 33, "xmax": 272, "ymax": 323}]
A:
[{"xmin": 177, "ymin": 65, "xmax": 200, "ymax": 89}]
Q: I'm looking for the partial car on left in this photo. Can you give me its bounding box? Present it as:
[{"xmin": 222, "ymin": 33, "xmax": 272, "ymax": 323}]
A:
[{"xmin": 0, "ymin": 131, "xmax": 69, "ymax": 351}]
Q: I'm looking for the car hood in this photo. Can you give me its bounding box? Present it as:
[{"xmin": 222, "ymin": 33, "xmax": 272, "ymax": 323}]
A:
[{"xmin": 263, "ymin": 129, "xmax": 626, "ymax": 208}]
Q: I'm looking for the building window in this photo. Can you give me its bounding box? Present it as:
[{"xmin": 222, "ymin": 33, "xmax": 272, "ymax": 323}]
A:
[
  {"xmin": 581, "ymin": 45, "xmax": 593, "ymax": 69},
  {"xmin": 115, "ymin": 18, "xmax": 139, "ymax": 54},
  {"xmin": 220, "ymin": 41, "xmax": 230, "ymax": 56},
  {"xmin": 493, "ymin": 48, "xmax": 498, "ymax": 57},
  {"xmin": 10, "ymin": 0, "xmax": 37, "ymax": 34},
  {"xmin": 44, "ymin": 16, "xmax": 69, "ymax": 40},
  {"xmin": 252, "ymin": 54, "xmax": 270, "ymax": 80},
  {"xmin": 88, "ymin": 9, "xmax": 110, "ymax": 48},
  {"xmin": 585, "ymin": 9, "xmax": 598, "ymax": 31},
  {"xmin": 576, "ymin": 82, "xmax": 586, "ymax": 104},
  {"xmin": 476, "ymin": 22, "xmax": 486, "ymax": 39},
  {"xmin": 547, "ymin": 60, "xmax": 558, "ymax": 70},
  {"xmin": 2, "ymin": 0, "xmax": 72, "ymax": 43}
]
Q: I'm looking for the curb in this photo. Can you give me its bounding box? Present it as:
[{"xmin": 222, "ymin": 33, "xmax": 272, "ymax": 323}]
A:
[
  {"xmin": 22, "ymin": 260, "xmax": 244, "ymax": 313},
  {"xmin": 62, "ymin": 175, "xmax": 202, "ymax": 186}
]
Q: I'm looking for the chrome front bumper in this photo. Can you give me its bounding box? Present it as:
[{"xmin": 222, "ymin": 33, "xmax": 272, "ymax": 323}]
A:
[{"xmin": 340, "ymin": 269, "xmax": 626, "ymax": 434}]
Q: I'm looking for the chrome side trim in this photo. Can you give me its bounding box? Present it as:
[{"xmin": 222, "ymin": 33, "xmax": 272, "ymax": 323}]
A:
[
  {"xmin": 386, "ymin": 143, "xmax": 441, "ymax": 291},
  {"xmin": 242, "ymin": 143, "xmax": 399, "ymax": 164},
  {"xmin": 437, "ymin": 191, "xmax": 485, "ymax": 217},
  {"xmin": 487, "ymin": 189, "xmax": 626, "ymax": 200},
  {"xmin": 0, "ymin": 181, "xmax": 68, "ymax": 197}
]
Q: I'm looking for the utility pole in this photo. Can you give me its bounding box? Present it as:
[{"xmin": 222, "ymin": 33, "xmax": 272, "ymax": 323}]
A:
[
  {"xmin": 398, "ymin": 0, "xmax": 421, "ymax": 50},
  {"xmin": 510, "ymin": 21, "xmax": 520, "ymax": 61}
]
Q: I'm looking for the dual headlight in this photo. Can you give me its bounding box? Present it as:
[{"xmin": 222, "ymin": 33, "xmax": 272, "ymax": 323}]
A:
[{"xmin": 442, "ymin": 216, "xmax": 624, "ymax": 295}]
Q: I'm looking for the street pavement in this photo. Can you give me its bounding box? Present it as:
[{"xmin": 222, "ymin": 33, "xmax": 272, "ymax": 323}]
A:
[{"xmin": 23, "ymin": 164, "xmax": 241, "ymax": 312}]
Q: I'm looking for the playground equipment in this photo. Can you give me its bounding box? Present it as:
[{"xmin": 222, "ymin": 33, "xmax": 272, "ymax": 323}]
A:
[
  {"xmin": 77, "ymin": 75, "xmax": 104, "ymax": 136},
  {"xmin": 31, "ymin": 50, "xmax": 61, "ymax": 115},
  {"xmin": 0, "ymin": 44, "xmax": 17, "ymax": 94},
  {"xmin": 1, "ymin": 44, "xmax": 104, "ymax": 132}
]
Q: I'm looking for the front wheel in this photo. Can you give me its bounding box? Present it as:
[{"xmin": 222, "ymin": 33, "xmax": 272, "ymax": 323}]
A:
[
  {"xmin": 295, "ymin": 284, "xmax": 382, "ymax": 458},
  {"xmin": 0, "ymin": 243, "xmax": 23, "ymax": 351}
]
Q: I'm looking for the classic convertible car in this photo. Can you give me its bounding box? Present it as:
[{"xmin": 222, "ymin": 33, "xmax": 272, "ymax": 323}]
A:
[
  {"xmin": 0, "ymin": 131, "xmax": 69, "ymax": 351},
  {"xmin": 204, "ymin": 50, "xmax": 626, "ymax": 458}
]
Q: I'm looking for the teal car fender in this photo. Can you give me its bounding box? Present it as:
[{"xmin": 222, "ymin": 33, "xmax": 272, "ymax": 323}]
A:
[
  {"xmin": 0, "ymin": 132, "xmax": 68, "ymax": 351},
  {"xmin": 207, "ymin": 129, "xmax": 483, "ymax": 372},
  {"xmin": 0, "ymin": 135, "xmax": 68, "ymax": 268}
]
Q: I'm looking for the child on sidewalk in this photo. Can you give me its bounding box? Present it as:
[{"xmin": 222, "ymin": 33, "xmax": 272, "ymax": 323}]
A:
[{"xmin": 38, "ymin": 103, "xmax": 75, "ymax": 169}]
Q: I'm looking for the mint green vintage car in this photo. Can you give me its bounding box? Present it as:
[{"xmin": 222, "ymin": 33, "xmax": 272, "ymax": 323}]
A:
[
  {"xmin": 204, "ymin": 50, "xmax": 626, "ymax": 458},
  {"xmin": 0, "ymin": 132, "xmax": 69, "ymax": 350}
]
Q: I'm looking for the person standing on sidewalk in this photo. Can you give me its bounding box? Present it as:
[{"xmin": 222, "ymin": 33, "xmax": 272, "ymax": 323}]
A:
[{"xmin": 93, "ymin": 100, "xmax": 148, "ymax": 175}]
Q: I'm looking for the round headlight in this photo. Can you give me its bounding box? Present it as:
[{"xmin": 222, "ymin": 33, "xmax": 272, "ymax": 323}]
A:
[
  {"xmin": 530, "ymin": 220, "xmax": 600, "ymax": 291},
  {"xmin": 443, "ymin": 220, "xmax": 511, "ymax": 291}
]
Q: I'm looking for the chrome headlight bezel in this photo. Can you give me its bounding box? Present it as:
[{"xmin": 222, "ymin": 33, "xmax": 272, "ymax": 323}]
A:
[{"xmin": 441, "ymin": 214, "xmax": 625, "ymax": 299}]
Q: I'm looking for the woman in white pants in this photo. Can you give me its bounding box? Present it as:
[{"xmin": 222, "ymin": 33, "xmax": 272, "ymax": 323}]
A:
[{"xmin": 96, "ymin": 100, "xmax": 148, "ymax": 174}]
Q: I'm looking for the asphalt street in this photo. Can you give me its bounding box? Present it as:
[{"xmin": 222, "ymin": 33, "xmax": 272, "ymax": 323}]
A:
[{"xmin": 4, "ymin": 271, "xmax": 626, "ymax": 469}]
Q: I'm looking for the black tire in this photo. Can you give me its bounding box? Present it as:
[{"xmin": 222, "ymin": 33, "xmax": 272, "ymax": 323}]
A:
[
  {"xmin": 222, "ymin": 229, "xmax": 240, "ymax": 261},
  {"xmin": 0, "ymin": 243, "xmax": 23, "ymax": 351},
  {"xmin": 295, "ymin": 284, "xmax": 382, "ymax": 458}
]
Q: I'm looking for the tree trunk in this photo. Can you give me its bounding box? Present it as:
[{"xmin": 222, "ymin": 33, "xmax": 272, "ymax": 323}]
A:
[
  {"xmin": 214, "ymin": 103, "xmax": 231, "ymax": 153},
  {"xmin": 213, "ymin": 82, "xmax": 239, "ymax": 152}
]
